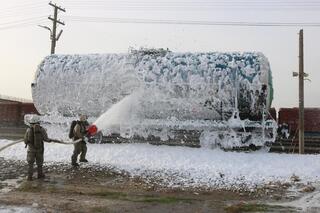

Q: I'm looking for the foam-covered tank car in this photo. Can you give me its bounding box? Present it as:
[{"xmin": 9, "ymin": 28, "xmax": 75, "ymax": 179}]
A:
[{"xmin": 30, "ymin": 49, "xmax": 277, "ymax": 148}]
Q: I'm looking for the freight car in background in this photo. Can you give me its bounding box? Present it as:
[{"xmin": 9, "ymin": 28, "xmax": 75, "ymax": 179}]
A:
[
  {"xmin": 278, "ymin": 108, "xmax": 320, "ymax": 137},
  {"xmin": 271, "ymin": 108, "xmax": 320, "ymax": 154},
  {"xmin": 0, "ymin": 95, "xmax": 39, "ymax": 127},
  {"xmin": 0, "ymin": 95, "xmax": 39, "ymax": 139}
]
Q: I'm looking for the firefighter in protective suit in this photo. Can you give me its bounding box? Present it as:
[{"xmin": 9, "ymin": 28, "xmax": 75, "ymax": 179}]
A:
[
  {"xmin": 71, "ymin": 115, "xmax": 89, "ymax": 167},
  {"xmin": 24, "ymin": 115, "xmax": 51, "ymax": 181}
]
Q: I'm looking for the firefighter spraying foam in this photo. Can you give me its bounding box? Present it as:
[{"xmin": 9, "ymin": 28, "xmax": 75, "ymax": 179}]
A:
[
  {"xmin": 0, "ymin": 114, "xmax": 98, "ymax": 180},
  {"xmin": 70, "ymin": 114, "xmax": 97, "ymax": 167}
]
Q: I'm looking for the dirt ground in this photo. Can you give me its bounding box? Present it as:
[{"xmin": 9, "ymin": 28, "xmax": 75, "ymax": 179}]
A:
[
  {"xmin": 0, "ymin": 158, "xmax": 301, "ymax": 213},
  {"xmin": 0, "ymin": 129, "xmax": 308, "ymax": 212}
]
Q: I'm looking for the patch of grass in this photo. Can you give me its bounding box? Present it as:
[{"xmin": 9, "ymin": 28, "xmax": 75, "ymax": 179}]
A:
[
  {"xmin": 90, "ymin": 206, "xmax": 111, "ymax": 213},
  {"xmin": 225, "ymin": 202, "xmax": 298, "ymax": 213},
  {"xmin": 91, "ymin": 191, "xmax": 127, "ymax": 199},
  {"xmin": 47, "ymin": 185, "xmax": 58, "ymax": 193},
  {"xmin": 134, "ymin": 195, "xmax": 194, "ymax": 204},
  {"xmin": 225, "ymin": 202, "xmax": 268, "ymax": 213},
  {"xmin": 91, "ymin": 190, "xmax": 195, "ymax": 204},
  {"xmin": 18, "ymin": 182, "xmax": 43, "ymax": 192},
  {"xmin": 18, "ymin": 181, "xmax": 59, "ymax": 194}
]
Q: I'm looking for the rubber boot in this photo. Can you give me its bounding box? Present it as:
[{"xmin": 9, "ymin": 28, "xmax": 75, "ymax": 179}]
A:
[
  {"xmin": 71, "ymin": 155, "xmax": 79, "ymax": 167},
  {"xmin": 79, "ymin": 144, "xmax": 87, "ymax": 163},
  {"xmin": 72, "ymin": 163, "xmax": 79, "ymax": 168},
  {"xmin": 37, "ymin": 166, "xmax": 45, "ymax": 179},
  {"xmin": 79, "ymin": 159, "xmax": 88, "ymax": 163},
  {"xmin": 27, "ymin": 164, "xmax": 33, "ymax": 181}
]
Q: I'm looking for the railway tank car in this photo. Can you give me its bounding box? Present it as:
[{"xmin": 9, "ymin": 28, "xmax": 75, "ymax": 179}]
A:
[{"xmin": 29, "ymin": 49, "xmax": 276, "ymax": 148}]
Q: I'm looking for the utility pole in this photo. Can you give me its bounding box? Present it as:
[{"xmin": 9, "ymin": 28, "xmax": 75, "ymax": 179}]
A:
[
  {"xmin": 40, "ymin": 2, "xmax": 65, "ymax": 54},
  {"xmin": 298, "ymin": 29, "xmax": 304, "ymax": 154}
]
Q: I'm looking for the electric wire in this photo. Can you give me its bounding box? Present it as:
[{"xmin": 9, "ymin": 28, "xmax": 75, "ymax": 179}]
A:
[
  {"xmin": 67, "ymin": 6, "xmax": 320, "ymax": 9},
  {"xmin": 1, "ymin": 2, "xmax": 46, "ymax": 13},
  {"xmin": 65, "ymin": 3, "xmax": 320, "ymax": 7},
  {"xmin": 1, "ymin": 12, "xmax": 48, "ymax": 19},
  {"xmin": 64, "ymin": 16, "xmax": 320, "ymax": 27},
  {"xmin": 0, "ymin": 20, "xmax": 47, "ymax": 31},
  {"xmin": 57, "ymin": 0, "xmax": 320, "ymax": 11},
  {"xmin": 0, "ymin": 16, "xmax": 47, "ymax": 31},
  {"xmin": 0, "ymin": 16, "xmax": 47, "ymax": 26},
  {"xmin": 0, "ymin": 2, "xmax": 50, "ymax": 30},
  {"xmin": 0, "ymin": 6, "xmax": 48, "ymax": 21},
  {"xmin": 59, "ymin": 2, "xmax": 320, "ymax": 11},
  {"xmin": 61, "ymin": 1, "xmax": 320, "ymax": 6},
  {"xmin": 1, "ymin": 1, "xmax": 320, "ymax": 31},
  {"xmin": 63, "ymin": 1, "xmax": 320, "ymax": 6},
  {"xmin": 61, "ymin": 0, "xmax": 320, "ymax": 3},
  {"xmin": 67, "ymin": 6, "xmax": 320, "ymax": 11}
]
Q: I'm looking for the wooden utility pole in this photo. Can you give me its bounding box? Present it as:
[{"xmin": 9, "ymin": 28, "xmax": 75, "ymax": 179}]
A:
[
  {"xmin": 299, "ymin": 29, "xmax": 304, "ymax": 154},
  {"xmin": 48, "ymin": 2, "xmax": 65, "ymax": 54}
]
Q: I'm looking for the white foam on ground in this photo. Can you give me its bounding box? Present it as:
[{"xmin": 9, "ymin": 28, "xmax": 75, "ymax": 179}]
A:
[
  {"xmin": 271, "ymin": 184, "xmax": 320, "ymax": 212},
  {"xmin": 1, "ymin": 139, "xmax": 320, "ymax": 190},
  {"xmin": 0, "ymin": 206, "xmax": 41, "ymax": 213},
  {"xmin": 283, "ymin": 191, "xmax": 320, "ymax": 212},
  {"xmin": 0, "ymin": 177, "xmax": 23, "ymax": 193}
]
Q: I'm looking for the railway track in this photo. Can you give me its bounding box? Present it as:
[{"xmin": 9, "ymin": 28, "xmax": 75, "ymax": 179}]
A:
[{"xmin": 270, "ymin": 135, "xmax": 320, "ymax": 154}]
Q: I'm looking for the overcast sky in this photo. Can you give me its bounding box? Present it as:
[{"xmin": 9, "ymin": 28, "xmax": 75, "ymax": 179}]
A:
[{"xmin": 0, "ymin": 0, "xmax": 319, "ymax": 109}]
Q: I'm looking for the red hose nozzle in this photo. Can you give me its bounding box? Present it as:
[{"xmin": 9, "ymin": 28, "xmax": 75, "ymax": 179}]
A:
[{"xmin": 87, "ymin": 124, "xmax": 98, "ymax": 136}]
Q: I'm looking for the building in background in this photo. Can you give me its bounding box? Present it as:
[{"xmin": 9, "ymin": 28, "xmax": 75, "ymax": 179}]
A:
[
  {"xmin": 0, "ymin": 95, "xmax": 38, "ymax": 127},
  {"xmin": 278, "ymin": 108, "xmax": 320, "ymax": 137}
]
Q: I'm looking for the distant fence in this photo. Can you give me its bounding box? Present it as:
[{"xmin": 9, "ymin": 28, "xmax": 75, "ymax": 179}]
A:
[{"xmin": 0, "ymin": 102, "xmax": 39, "ymax": 126}]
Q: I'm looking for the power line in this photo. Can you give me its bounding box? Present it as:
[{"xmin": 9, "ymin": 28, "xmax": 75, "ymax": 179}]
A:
[
  {"xmin": 61, "ymin": 2, "xmax": 320, "ymax": 11},
  {"xmin": 64, "ymin": 2, "xmax": 320, "ymax": 6},
  {"xmin": 1, "ymin": 1, "xmax": 319, "ymax": 20},
  {"xmin": 61, "ymin": 0, "xmax": 320, "ymax": 3},
  {"xmin": 59, "ymin": 0, "xmax": 320, "ymax": 11},
  {"xmin": 67, "ymin": 7, "xmax": 320, "ymax": 12},
  {"xmin": 61, "ymin": 0, "xmax": 320, "ymax": 6},
  {"xmin": 65, "ymin": 16, "xmax": 320, "ymax": 27},
  {"xmin": 0, "ymin": 2, "xmax": 46, "ymax": 13},
  {"xmin": 1, "ymin": 5, "xmax": 48, "ymax": 13},
  {"xmin": 63, "ymin": 2, "xmax": 320, "ymax": 5},
  {"xmin": 0, "ymin": 23, "xmax": 46, "ymax": 31},
  {"xmin": 66, "ymin": 5, "xmax": 320, "ymax": 8},
  {"xmin": 0, "ymin": 16, "xmax": 47, "ymax": 26},
  {"xmin": 0, "ymin": 19, "xmax": 47, "ymax": 31},
  {"xmin": 0, "ymin": 5, "xmax": 48, "ymax": 20},
  {"xmin": 64, "ymin": 2, "xmax": 320, "ymax": 7}
]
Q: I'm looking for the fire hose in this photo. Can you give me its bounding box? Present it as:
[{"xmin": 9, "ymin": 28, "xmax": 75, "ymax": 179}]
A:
[
  {"xmin": 0, "ymin": 124, "xmax": 98, "ymax": 153},
  {"xmin": 0, "ymin": 138, "xmax": 83, "ymax": 153}
]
